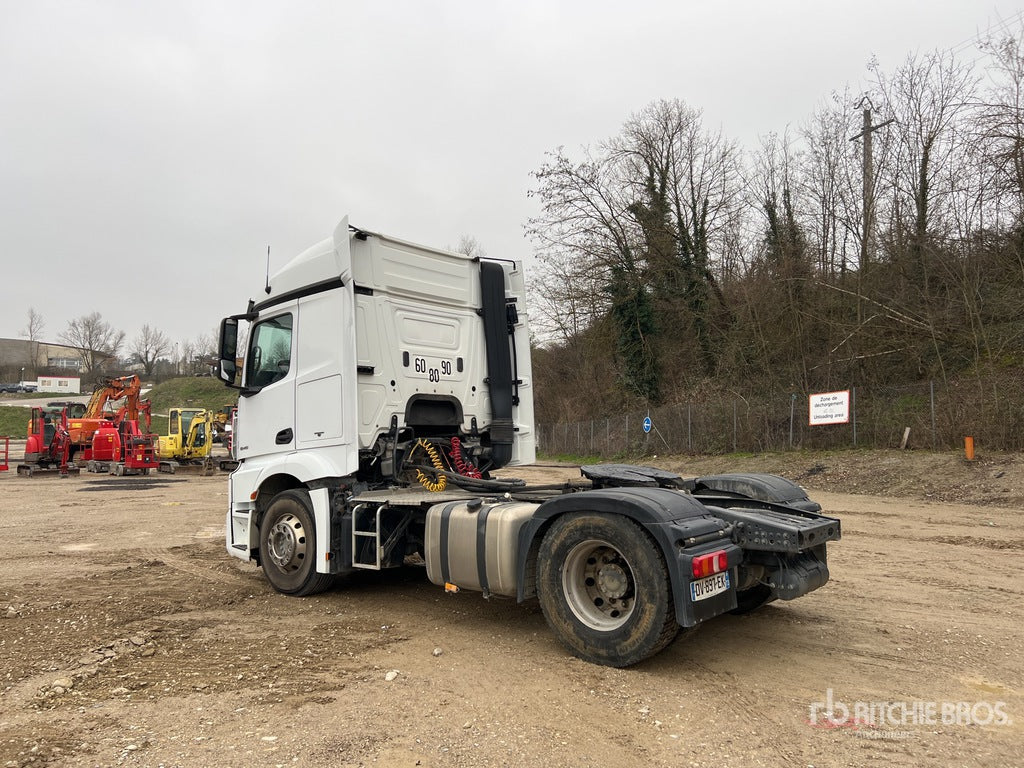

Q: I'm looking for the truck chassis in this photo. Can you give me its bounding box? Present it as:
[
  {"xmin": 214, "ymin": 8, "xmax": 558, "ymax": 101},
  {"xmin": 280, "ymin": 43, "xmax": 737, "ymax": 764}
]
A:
[{"xmin": 231, "ymin": 462, "xmax": 839, "ymax": 667}]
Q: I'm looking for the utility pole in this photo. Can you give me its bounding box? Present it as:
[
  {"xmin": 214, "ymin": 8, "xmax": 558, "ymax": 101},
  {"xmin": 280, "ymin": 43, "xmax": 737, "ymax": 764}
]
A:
[{"xmin": 850, "ymin": 97, "xmax": 893, "ymax": 269}]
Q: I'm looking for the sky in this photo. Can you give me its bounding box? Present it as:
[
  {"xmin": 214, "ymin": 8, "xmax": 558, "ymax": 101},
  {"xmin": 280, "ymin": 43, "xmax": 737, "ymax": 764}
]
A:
[{"xmin": 0, "ymin": 0, "xmax": 1018, "ymax": 353}]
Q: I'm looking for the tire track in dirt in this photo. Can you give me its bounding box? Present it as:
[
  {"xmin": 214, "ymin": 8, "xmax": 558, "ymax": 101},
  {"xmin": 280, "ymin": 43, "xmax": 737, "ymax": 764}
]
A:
[
  {"xmin": 137, "ymin": 544, "xmax": 257, "ymax": 588},
  {"xmin": 921, "ymin": 535, "xmax": 1024, "ymax": 550}
]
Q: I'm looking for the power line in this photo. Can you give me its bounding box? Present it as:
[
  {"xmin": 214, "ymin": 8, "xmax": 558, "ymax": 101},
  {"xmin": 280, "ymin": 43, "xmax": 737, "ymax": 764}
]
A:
[{"xmin": 948, "ymin": 8, "xmax": 1024, "ymax": 57}]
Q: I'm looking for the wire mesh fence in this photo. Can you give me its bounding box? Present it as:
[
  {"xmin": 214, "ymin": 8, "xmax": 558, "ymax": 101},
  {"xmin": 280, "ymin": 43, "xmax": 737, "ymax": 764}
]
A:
[{"xmin": 537, "ymin": 378, "xmax": 1024, "ymax": 457}]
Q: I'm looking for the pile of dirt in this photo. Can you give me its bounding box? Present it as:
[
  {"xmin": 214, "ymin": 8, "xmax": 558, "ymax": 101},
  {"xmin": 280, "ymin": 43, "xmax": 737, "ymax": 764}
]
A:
[{"xmin": 646, "ymin": 448, "xmax": 1024, "ymax": 507}]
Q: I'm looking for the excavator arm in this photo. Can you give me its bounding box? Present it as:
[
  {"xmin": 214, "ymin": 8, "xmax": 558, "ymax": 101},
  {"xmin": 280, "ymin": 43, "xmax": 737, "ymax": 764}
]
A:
[{"xmin": 84, "ymin": 375, "xmax": 142, "ymax": 419}]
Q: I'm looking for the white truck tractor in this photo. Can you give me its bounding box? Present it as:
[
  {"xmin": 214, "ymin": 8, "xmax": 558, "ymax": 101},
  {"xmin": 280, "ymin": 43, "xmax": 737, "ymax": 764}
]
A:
[{"xmin": 216, "ymin": 216, "xmax": 840, "ymax": 667}]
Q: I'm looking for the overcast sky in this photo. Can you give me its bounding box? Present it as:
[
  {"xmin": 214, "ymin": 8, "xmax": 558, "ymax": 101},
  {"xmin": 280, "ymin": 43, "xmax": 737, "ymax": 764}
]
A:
[{"xmin": 0, "ymin": 0, "xmax": 1017, "ymax": 355}]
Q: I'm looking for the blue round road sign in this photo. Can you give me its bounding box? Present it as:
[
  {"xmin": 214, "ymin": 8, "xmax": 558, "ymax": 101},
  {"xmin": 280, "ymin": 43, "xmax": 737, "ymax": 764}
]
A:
[{"xmin": 643, "ymin": 416, "xmax": 652, "ymax": 434}]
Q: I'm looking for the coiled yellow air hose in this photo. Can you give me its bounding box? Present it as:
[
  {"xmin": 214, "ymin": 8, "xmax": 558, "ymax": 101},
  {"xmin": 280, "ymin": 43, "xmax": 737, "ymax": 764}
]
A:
[{"xmin": 414, "ymin": 438, "xmax": 448, "ymax": 492}]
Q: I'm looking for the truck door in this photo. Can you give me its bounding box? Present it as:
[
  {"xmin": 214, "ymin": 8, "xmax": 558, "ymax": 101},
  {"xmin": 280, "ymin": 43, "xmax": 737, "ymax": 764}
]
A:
[
  {"xmin": 236, "ymin": 308, "xmax": 296, "ymax": 460},
  {"xmin": 295, "ymin": 284, "xmax": 355, "ymax": 457}
]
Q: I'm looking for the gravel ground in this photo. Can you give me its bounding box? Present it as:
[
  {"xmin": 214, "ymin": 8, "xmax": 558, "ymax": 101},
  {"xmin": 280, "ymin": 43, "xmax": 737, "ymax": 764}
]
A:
[{"xmin": 0, "ymin": 449, "xmax": 1021, "ymax": 767}]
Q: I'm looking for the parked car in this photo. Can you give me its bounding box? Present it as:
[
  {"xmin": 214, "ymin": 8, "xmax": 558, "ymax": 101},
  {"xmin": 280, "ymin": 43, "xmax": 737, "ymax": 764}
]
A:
[{"xmin": 0, "ymin": 383, "xmax": 21, "ymax": 393}]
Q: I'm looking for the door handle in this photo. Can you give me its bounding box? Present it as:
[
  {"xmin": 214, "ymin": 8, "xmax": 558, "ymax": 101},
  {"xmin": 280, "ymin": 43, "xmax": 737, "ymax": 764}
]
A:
[{"xmin": 275, "ymin": 428, "xmax": 293, "ymax": 445}]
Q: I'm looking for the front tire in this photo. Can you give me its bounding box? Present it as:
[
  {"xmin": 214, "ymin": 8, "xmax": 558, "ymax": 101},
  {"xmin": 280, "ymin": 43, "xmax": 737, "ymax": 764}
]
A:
[
  {"xmin": 259, "ymin": 489, "xmax": 334, "ymax": 596},
  {"xmin": 537, "ymin": 513, "xmax": 679, "ymax": 667}
]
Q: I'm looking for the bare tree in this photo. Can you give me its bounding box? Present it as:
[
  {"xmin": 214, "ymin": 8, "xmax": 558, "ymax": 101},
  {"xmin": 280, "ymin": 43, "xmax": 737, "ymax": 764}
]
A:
[
  {"xmin": 871, "ymin": 50, "xmax": 977, "ymax": 266},
  {"xmin": 865, "ymin": 51, "xmax": 979, "ymax": 381},
  {"xmin": 59, "ymin": 313, "xmax": 125, "ymax": 374},
  {"xmin": 130, "ymin": 324, "xmax": 172, "ymax": 377},
  {"xmin": 528, "ymin": 99, "xmax": 744, "ymax": 402},
  {"xmin": 178, "ymin": 339, "xmax": 195, "ymax": 376},
  {"xmin": 190, "ymin": 331, "xmax": 218, "ymax": 374},
  {"xmin": 798, "ymin": 92, "xmax": 865, "ymax": 277},
  {"xmin": 21, "ymin": 307, "xmax": 45, "ymax": 341},
  {"xmin": 528, "ymin": 250, "xmax": 609, "ymax": 344},
  {"xmin": 615, "ymin": 99, "xmax": 743, "ymax": 376},
  {"xmin": 977, "ymin": 24, "xmax": 1024, "ymax": 226},
  {"xmin": 19, "ymin": 307, "xmax": 45, "ymax": 373},
  {"xmin": 454, "ymin": 235, "xmax": 486, "ymax": 259}
]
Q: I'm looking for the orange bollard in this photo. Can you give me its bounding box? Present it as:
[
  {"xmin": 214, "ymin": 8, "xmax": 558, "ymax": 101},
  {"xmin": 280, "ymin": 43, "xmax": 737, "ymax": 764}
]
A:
[{"xmin": 964, "ymin": 436, "xmax": 975, "ymax": 461}]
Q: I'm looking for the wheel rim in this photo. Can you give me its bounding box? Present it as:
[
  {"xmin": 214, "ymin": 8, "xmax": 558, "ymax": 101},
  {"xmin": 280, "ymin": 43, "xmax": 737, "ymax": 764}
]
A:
[
  {"xmin": 562, "ymin": 539, "xmax": 636, "ymax": 631},
  {"xmin": 266, "ymin": 513, "xmax": 307, "ymax": 572}
]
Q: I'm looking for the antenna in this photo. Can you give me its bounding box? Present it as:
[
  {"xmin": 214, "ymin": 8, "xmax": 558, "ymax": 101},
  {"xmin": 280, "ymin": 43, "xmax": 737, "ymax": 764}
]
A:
[{"xmin": 264, "ymin": 246, "xmax": 271, "ymax": 294}]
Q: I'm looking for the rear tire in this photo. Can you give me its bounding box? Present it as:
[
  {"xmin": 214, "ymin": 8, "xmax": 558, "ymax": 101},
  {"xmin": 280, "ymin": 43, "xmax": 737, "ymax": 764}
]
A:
[
  {"xmin": 259, "ymin": 489, "xmax": 334, "ymax": 596},
  {"xmin": 537, "ymin": 513, "xmax": 678, "ymax": 667}
]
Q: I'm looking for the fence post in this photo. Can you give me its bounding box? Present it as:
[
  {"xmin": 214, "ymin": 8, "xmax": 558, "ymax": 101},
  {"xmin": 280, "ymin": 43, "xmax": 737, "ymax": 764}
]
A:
[
  {"xmin": 687, "ymin": 404, "xmax": 692, "ymax": 452},
  {"xmin": 733, "ymin": 400, "xmax": 737, "ymax": 453},
  {"xmin": 852, "ymin": 386, "xmax": 857, "ymax": 448},
  {"xmin": 590, "ymin": 420, "xmax": 594, "ymax": 454},
  {"xmin": 930, "ymin": 380, "xmax": 936, "ymax": 450},
  {"xmin": 789, "ymin": 393, "xmax": 796, "ymax": 449}
]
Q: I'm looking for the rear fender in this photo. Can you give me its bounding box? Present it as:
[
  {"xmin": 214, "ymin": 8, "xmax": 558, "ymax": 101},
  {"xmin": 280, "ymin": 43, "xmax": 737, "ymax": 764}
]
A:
[
  {"xmin": 514, "ymin": 487, "xmax": 741, "ymax": 626},
  {"xmin": 691, "ymin": 473, "xmax": 821, "ymax": 513}
]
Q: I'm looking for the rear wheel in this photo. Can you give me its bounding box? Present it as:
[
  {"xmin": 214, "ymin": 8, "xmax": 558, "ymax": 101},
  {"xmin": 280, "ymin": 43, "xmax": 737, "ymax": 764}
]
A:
[
  {"xmin": 259, "ymin": 489, "xmax": 334, "ymax": 596},
  {"xmin": 537, "ymin": 513, "xmax": 678, "ymax": 667}
]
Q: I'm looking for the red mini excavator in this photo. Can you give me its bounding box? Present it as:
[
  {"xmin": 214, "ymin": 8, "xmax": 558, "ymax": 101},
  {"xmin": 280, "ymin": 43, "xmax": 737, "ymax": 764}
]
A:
[
  {"xmin": 18, "ymin": 406, "xmax": 77, "ymax": 477},
  {"xmin": 87, "ymin": 398, "xmax": 159, "ymax": 475}
]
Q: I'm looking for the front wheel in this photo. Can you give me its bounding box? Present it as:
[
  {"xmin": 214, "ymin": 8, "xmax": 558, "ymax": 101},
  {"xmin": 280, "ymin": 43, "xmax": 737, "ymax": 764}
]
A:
[
  {"xmin": 259, "ymin": 489, "xmax": 334, "ymax": 596},
  {"xmin": 536, "ymin": 513, "xmax": 679, "ymax": 667}
]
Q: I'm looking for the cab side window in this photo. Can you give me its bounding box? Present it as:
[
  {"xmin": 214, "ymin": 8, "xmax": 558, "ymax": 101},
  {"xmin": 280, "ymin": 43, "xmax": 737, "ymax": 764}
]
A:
[{"xmin": 246, "ymin": 314, "xmax": 293, "ymax": 388}]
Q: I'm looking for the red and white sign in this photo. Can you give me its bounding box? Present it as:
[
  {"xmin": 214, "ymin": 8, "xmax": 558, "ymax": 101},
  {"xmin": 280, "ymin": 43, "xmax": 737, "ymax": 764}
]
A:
[{"xmin": 809, "ymin": 390, "xmax": 850, "ymax": 425}]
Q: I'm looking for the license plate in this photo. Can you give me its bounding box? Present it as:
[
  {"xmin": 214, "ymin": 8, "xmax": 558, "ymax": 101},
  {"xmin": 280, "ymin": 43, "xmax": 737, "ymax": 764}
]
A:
[{"xmin": 690, "ymin": 571, "xmax": 731, "ymax": 601}]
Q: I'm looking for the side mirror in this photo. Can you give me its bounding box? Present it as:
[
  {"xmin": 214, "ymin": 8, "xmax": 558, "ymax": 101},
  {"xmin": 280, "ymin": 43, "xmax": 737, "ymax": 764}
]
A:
[
  {"xmin": 218, "ymin": 318, "xmax": 239, "ymax": 386},
  {"xmin": 219, "ymin": 358, "xmax": 237, "ymax": 383}
]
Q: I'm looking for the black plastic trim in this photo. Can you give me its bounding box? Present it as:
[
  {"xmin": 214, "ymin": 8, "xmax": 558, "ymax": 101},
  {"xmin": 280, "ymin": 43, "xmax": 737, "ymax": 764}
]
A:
[
  {"xmin": 475, "ymin": 503, "xmax": 493, "ymax": 596},
  {"xmin": 253, "ymin": 276, "xmax": 346, "ymax": 313},
  {"xmin": 479, "ymin": 262, "xmax": 514, "ymax": 468}
]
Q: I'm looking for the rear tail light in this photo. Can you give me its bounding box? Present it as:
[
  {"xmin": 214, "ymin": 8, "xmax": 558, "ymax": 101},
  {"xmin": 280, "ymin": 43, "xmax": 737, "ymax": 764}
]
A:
[{"xmin": 692, "ymin": 550, "xmax": 729, "ymax": 578}]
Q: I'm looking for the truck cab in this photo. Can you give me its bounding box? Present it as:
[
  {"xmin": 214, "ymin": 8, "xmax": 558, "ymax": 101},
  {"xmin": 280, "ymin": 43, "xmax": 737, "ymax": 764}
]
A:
[{"xmin": 217, "ymin": 218, "xmax": 535, "ymax": 577}]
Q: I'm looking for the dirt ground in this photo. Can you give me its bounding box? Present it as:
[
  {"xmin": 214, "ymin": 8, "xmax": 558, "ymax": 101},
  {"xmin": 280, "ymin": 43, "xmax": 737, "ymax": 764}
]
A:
[{"xmin": 1, "ymin": 447, "xmax": 1021, "ymax": 768}]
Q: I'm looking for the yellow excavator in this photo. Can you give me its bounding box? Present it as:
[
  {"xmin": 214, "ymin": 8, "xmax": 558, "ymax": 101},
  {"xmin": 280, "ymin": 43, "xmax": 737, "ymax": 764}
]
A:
[
  {"xmin": 157, "ymin": 407, "xmax": 215, "ymax": 474},
  {"xmin": 210, "ymin": 405, "xmax": 234, "ymax": 443}
]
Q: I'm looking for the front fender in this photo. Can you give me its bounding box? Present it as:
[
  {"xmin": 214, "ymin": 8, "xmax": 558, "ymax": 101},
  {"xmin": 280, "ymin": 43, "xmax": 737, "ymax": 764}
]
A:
[
  {"xmin": 227, "ymin": 450, "xmax": 351, "ymax": 570},
  {"xmin": 229, "ymin": 449, "xmax": 351, "ymax": 500}
]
